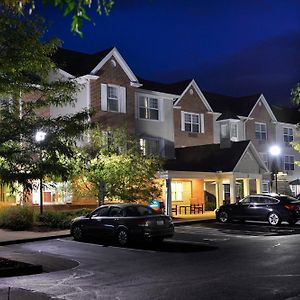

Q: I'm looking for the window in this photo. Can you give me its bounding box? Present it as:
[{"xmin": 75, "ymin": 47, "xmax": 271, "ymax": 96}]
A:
[
  {"xmin": 284, "ymin": 155, "xmax": 294, "ymax": 171},
  {"xmin": 255, "ymin": 122, "xmax": 267, "ymax": 140},
  {"xmin": 107, "ymin": 86, "xmax": 119, "ymax": 112},
  {"xmin": 101, "ymin": 84, "xmax": 126, "ymax": 113},
  {"xmin": 223, "ymin": 184, "xmax": 230, "ymax": 201},
  {"xmin": 181, "ymin": 112, "xmax": 204, "ymax": 133},
  {"xmin": 283, "ymin": 127, "xmax": 294, "ymax": 145},
  {"xmin": 171, "ymin": 181, "xmax": 191, "ymax": 202},
  {"xmin": 140, "ymin": 138, "xmax": 160, "ymax": 155},
  {"xmin": 109, "ymin": 207, "xmax": 123, "ymax": 217},
  {"xmin": 221, "ymin": 124, "xmax": 228, "ymax": 138},
  {"xmin": 230, "ymin": 123, "xmax": 238, "ymax": 141},
  {"xmin": 260, "ymin": 153, "xmax": 269, "ymax": 169},
  {"xmin": 262, "ymin": 181, "xmax": 269, "ymax": 193},
  {"xmin": 91, "ymin": 207, "xmax": 109, "ymax": 217},
  {"xmin": 138, "ymin": 96, "xmax": 159, "ymax": 120}
]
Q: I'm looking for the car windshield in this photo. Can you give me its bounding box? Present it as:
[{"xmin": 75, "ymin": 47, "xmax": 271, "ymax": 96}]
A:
[{"xmin": 279, "ymin": 195, "xmax": 300, "ymax": 204}]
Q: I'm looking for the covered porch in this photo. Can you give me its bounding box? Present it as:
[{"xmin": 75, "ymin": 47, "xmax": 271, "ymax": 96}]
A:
[{"xmin": 160, "ymin": 171, "xmax": 263, "ymax": 217}]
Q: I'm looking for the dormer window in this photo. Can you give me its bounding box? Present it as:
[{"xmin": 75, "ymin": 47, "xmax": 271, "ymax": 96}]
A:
[{"xmin": 230, "ymin": 123, "xmax": 238, "ymax": 141}]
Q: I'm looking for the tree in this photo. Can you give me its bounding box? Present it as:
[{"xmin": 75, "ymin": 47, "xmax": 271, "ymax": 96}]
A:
[
  {"xmin": 0, "ymin": 7, "xmax": 89, "ymax": 199},
  {"xmin": 73, "ymin": 127, "xmax": 162, "ymax": 206},
  {"xmin": 3, "ymin": 0, "xmax": 114, "ymax": 36}
]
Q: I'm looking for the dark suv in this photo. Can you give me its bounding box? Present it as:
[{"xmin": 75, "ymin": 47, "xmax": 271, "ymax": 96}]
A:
[{"xmin": 216, "ymin": 194, "xmax": 300, "ymax": 226}]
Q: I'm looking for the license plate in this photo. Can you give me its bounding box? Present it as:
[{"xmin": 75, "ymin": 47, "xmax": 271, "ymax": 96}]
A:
[{"xmin": 157, "ymin": 220, "xmax": 164, "ymax": 226}]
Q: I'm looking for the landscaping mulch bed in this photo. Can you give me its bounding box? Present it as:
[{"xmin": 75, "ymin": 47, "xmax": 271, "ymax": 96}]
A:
[{"xmin": 0, "ymin": 257, "xmax": 42, "ymax": 277}]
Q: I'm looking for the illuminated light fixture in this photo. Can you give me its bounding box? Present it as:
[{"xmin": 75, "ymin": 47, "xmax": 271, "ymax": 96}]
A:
[{"xmin": 269, "ymin": 145, "xmax": 281, "ymax": 156}]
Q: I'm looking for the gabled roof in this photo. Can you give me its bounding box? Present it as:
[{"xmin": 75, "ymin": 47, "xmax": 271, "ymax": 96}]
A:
[
  {"xmin": 203, "ymin": 91, "xmax": 261, "ymax": 117},
  {"xmin": 271, "ymin": 105, "xmax": 300, "ymax": 124},
  {"xmin": 52, "ymin": 47, "xmax": 114, "ymax": 77},
  {"xmin": 137, "ymin": 78, "xmax": 191, "ymax": 95},
  {"xmin": 164, "ymin": 141, "xmax": 251, "ymax": 172}
]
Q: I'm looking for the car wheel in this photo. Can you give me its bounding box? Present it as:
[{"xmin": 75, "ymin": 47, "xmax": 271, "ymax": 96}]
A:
[
  {"xmin": 218, "ymin": 211, "xmax": 230, "ymax": 223},
  {"xmin": 268, "ymin": 212, "xmax": 281, "ymax": 226},
  {"xmin": 72, "ymin": 226, "xmax": 83, "ymax": 241},
  {"xmin": 116, "ymin": 229, "xmax": 129, "ymax": 246}
]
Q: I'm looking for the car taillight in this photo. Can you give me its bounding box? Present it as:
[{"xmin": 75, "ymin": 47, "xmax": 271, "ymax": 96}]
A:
[{"xmin": 284, "ymin": 203, "xmax": 296, "ymax": 211}]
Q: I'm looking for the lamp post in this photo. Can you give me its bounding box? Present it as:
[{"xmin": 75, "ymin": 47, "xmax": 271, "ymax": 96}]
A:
[
  {"xmin": 35, "ymin": 131, "xmax": 46, "ymax": 216},
  {"xmin": 269, "ymin": 145, "xmax": 281, "ymax": 194}
]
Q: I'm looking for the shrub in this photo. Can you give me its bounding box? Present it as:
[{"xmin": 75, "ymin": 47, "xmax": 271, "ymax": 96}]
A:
[
  {"xmin": 0, "ymin": 206, "xmax": 35, "ymax": 230},
  {"xmin": 41, "ymin": 209, "xmax": 92, "ymax": 229}
]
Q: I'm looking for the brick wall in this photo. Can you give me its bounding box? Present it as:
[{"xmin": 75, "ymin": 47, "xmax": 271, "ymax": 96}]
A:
[
  {"xmin": 174, "ymin": 86, "xmax": 213, "ymax": 147},
  {"xmin": 90, "ymin": 56, "xmax": 136, "ymax": 134},
  {"xmin": 245, "ymin": 100, "xmax": 276, "ymax": 153}
]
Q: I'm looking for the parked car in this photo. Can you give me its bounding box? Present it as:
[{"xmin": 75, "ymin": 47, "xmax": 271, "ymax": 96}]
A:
[
  {"xmin": 216, "ymin": 194, "xmax": 300, "ymax": 226},
  {"xmin": 70, "ymin": 204, "xmax": 174, "ymax": 246}
]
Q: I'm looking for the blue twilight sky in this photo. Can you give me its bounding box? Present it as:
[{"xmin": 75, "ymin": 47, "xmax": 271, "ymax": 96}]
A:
[{"xmin": 38, "ymin": 0, "xmax": 300, "ymax": 106}]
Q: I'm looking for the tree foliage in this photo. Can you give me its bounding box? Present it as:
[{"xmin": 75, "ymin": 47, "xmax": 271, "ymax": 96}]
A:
[
  {"xmin": 3, "ymin": 0, "xmax": 114, "ymax": 36},
  {"xmin": 0, "ymin": 7, "xmax": 89, "ymax": 194},
  {"xmin": 73, "ymin": 127, "xmax": 162, "ymax": 205}
]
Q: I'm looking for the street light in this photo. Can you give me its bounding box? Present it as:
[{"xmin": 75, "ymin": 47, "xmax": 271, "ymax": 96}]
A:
[
  {"xmin": 269, "ymin": 145, "xmax": 281, "ymax": 194},
  {"xmin": 35, "ymin": 130, "xmax": 46, "ymax": 215}
]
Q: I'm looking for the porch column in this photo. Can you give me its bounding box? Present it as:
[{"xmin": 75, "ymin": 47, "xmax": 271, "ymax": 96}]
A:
[
  {"xmin": 165, "ymin": 178, "xmax": 172, "ymax": 216},
  {"xmin": 243, "ymin": 178, "xmax": 250, "ymax": 197},
  {"xmin": 256, "ymin": 177, "xmax": 262, "ymax": 194},
  {"xmin": 229, "ymin": 175, "xmax": 236, "ymax": 204},
  {"xmin": 217, "ymin": 181, "xmax": 223, "ymax": 207}
]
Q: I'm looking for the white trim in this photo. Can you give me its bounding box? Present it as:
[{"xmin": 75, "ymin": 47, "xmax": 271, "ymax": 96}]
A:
[
  {"xmin": 91, "ymin": 47, "xmax": 139, "ymax": 83},
  {"xmin": 200, "ymin": 113, "xmax": 205, "ymax": 133},
  {"xmin": 56, "ymin": 68, "xmax": 75, "ymax": 79},
  {"xmin": 248, "ymin": 94, "xmax": 277, "ymax": 121},
  {"xmin": 119, "ymin": 86, "xmax": 127, "ymax": 113},
  {"xmin": 137, "ymin": 88, "xmax": 179, "ymax": 99},
  {"xmin": 173, "ymin": 80, "xmax": 213, "ymax": 112}
]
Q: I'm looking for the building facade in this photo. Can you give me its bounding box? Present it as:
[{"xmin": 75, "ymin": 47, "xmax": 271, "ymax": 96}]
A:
[{"xmin": 46, "ymin": 46, "xmax": 300, "ymax": 215}]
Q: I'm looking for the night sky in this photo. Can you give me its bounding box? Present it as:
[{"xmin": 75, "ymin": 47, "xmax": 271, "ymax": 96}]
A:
[{"xmin": 38, "ymin": 0, "xmax": 300, "ymax": 107}]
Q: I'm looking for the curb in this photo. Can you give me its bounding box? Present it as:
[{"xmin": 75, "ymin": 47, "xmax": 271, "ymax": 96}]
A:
[
  {"xmin": 173, "ymin": 218, "xmax": 215, "ymax": 227},
  {"xmin": 0, "ymin": 233, "xmax": 71, "ymax": 246}
]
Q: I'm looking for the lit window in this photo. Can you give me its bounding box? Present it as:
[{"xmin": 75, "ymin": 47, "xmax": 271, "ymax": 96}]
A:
[
  {"xmin": 139, "ymin": 96, "xmax": 159, "ymax": 120},
  {"xmin": 140, "ymin": 138, "xmax": 160, "ymax": 155},
  {"xmin": 184, "ymin": 112, "xmax": 200, "ymax": 133},
  {"xmin": 171, "ymin": 181, "xmax": 192, "ymax": 202},
  {"xmin": 223, "ymin": 184, "xmax": 230, "ymax": 201},
  {"xmin": 107, "ymin": 86, "xmax": 119, "ymax": 112},
  {"xmin": 255, "ymin": 122, "xmax": 267, "ymax": 140},
  {"xmin": 283, "ymin": 127, "xmax": 294, "ymax": 144},
  {"xmin": 284, "ymin": 155, "xmax": 294, "ymax": 171}
]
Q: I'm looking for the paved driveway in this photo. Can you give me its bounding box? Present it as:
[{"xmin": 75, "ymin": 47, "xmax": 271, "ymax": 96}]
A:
[{"xmin": 0, "ymin": 221, "xmax": 300, "ymax": 299}]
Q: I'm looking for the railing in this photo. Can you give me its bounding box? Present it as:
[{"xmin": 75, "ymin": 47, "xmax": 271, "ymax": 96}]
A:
[{"xmin": 172, "ymin": 204, "xmax": 204, "ymax": 215}]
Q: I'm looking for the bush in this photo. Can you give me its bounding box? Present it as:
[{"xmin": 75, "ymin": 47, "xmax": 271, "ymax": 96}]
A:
[
  {"xmin": 0, "ymin": 207, "xmax": 35, "ymax": 230},
  {"xmin": 41, "ymin": 208, "xmax": 92, "ymax": 229}
]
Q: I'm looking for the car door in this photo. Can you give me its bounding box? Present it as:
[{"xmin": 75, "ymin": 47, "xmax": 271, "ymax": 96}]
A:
[
  {"xmin": 101, "ymin": 206, "xmax": 124, "ymax": 238},
  {"xmin": 246, "ymin": 196, "xmax": 268, "ymax": 220},
  {"xmin": 235, "ymin": 196, "xmax": 251, "ymax": 219},
  {"xmin": 85, "ymin": 206, "xmax": 110, "ymax": 238}
]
